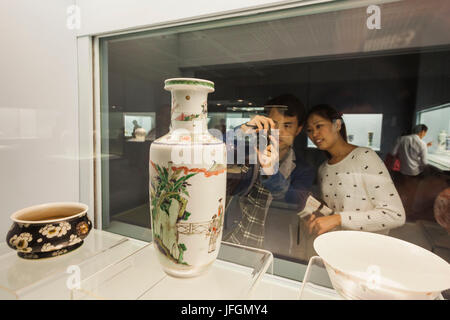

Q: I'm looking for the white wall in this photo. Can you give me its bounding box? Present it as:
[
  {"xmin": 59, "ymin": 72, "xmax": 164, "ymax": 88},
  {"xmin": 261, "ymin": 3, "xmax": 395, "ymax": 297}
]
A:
[
  {"xmin": 0, "ymin": 0, "xmax": 80, "ymax": 240},
  {"xmin": 1, "ymin": 0, "xmax": 289, "ymax": 240},
  {"xmin": 75, "ymin": 0, "xmax": 294, "ymax": 36}
]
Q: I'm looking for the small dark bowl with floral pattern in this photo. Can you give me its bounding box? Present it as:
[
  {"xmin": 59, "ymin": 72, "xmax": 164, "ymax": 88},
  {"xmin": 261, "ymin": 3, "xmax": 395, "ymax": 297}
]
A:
[{"xmin": 6, "ymin": 202, "xmax": 92, "ymax": 259}]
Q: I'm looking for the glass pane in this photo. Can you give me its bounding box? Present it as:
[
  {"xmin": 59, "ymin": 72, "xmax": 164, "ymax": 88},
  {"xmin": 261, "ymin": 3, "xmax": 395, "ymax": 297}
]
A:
[
  {"xmin": 98, "ymin": 0, "xmax": 450, "ymax": 284},
  {"xmin": 308, "ymin": 113, "xmax": 383, "ymax": 151},
  {"xmin": 417, "ymin": 104, "xmax": 450, "ymax": 156}
]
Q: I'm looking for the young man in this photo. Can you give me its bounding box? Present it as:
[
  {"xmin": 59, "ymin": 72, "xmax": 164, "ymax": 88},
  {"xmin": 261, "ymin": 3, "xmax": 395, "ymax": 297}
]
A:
[
  {"xmin": 392, "ymin": 124, "xmax": 430, "ymax": 177},
  {"xmin": 224, "ymin": 94, "xmax": 315, "ymax": 248}
]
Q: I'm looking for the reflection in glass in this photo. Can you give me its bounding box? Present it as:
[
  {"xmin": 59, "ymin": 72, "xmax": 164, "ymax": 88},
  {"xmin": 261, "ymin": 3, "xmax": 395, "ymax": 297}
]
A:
[
  {"xmin": 417, "ymin": 104, "xmax": 450, "ymax": 169},
  {"xmin": 123, "ymin": 112, "xmax": 156, "ymax": 140},
  {"xmin": 308, "ymin": 113, "xmax": 383, "ymax": 151},
  {"xmin": 97, "ymin": 0, "xmax": 450, "ymax": 281}
]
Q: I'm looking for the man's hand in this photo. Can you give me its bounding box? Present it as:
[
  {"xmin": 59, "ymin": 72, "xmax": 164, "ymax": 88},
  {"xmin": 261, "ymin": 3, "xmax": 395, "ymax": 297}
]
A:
[
  {"xmin": 306, "ymin": 214, "xmax": 341, "ymax": 236},
  {"xmin": 427, "ymin": 141, "xmax": 433, "ymax": 147},
  {"xmin": 256, "ymin": 135, "xmax": 279, "ymax": 175},
  {"xmin": 241, "ymin": 115, "xmax": 275, "ymax": 134}
]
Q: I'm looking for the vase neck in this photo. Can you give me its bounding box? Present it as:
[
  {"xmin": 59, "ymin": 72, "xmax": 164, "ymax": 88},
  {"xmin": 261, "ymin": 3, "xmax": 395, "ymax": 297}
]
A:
[{"xmin": 169, "ymin": 88, "xmax": 209, "ymax": 133}]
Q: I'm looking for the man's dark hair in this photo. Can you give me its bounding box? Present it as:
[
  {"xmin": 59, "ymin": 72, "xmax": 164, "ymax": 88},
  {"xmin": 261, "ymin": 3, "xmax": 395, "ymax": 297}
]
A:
[
  {"xmin": 265, "ymin": 94, "xmax": 306, "ymax": 126},
  {"xmin": 412, "ymin": 124, "xmax": 428, "ymax": 134}
]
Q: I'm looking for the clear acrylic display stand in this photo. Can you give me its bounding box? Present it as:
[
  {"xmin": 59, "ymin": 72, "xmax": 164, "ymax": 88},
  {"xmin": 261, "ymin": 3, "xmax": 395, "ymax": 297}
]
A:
[
  {"xmin": 0, "ymin": 229, "xmax": 129, "ymax": 299},
  {"xmin": 298, "ymin": 256, "xmax": 342, "ymax": 300},
  {"xmin": 71, "ymin": 241, "xmax": 274, "ymax": 300}
]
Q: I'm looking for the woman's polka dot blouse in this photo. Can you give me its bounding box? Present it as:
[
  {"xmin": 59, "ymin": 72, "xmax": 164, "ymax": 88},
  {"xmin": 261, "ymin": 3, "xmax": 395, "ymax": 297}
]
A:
[{"xmin": 318, "ymin": 147, "xmax": 405, "ymax": 233}]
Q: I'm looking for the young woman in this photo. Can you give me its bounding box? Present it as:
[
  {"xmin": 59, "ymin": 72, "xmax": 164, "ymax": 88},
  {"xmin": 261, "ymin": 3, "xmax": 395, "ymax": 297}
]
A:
[{"xmin": 305, "ymin": 104, "xmax": 405, "ymax": 236}]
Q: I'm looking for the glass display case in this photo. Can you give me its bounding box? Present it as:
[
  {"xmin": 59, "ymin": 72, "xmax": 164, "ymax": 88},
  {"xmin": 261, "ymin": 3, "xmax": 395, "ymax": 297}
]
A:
[
  {"xmin": 123, "ymin": 112, "xmax": 156, "ymax": 140},
  {"xmin": 417, "ymin": 103, "xmax": 450, "ymax": 171},
  {"xmin": 89, "ymin": 0, "xmax": 450, "ymax": 293},
  {"xmin": 2, "ymin": 0, "xmax": 450, "ymax": 304},
  {"xmin": 226, "ymin": 113, "xmax": 251, "ymax": 131},
  {"xmin": 308, "ymin": 113, "xmax": 383, "ymax": 151},
  {"xmin": 208, "ymin": 107, "xmax": 265, "ymax": 133}
]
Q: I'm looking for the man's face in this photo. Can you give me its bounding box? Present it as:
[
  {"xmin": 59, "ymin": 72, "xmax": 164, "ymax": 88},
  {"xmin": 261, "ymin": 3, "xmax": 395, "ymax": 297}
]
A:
[
  {"xmin": 419, "ymin": 130, "xmax": 427, "ymax": 139},
  {"xmin": 268, "ymin": 108, "xmax": 302, "ymax": 152}
]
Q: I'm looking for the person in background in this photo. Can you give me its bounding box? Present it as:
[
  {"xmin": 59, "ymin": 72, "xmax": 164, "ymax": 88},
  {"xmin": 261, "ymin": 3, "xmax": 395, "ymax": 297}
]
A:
[
  {"xmin": 391, "ymin": 124, "xmax": 433, "ymax": 219},
  {"xmin": 131, "ymin": 120, "xmax": 142, "ymax": 138},
  {"xmin": 305, "ymin": 104, "xmax": 405, "ymax": 236},
  {"xmin": 392, "ymin": 124, "xmax": 430, "ymax": 177},
  {"xmin": 224, "ymin": 94, "xmax": 315, "ymax": 248}
]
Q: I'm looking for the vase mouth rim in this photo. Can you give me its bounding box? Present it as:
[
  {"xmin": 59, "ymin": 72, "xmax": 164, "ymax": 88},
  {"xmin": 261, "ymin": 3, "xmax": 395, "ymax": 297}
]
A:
[
  {"xmin": 10, "ymin": 202, "xmax": 89, "ymax": 224},
  {"xmin": 164, "ymin": 78, "xmax": 214, "ymax": 91}
]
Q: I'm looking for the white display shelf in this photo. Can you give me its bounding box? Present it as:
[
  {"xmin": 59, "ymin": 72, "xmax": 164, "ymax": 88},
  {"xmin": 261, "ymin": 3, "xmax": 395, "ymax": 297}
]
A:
[
  {"xmin": 6, "ymin": 228, "xmax": 439, "ymax": 300},
  {"xmin": 72, "ymin": 241, "xmax": 273, "ymax": 300},
  {"xmin": 0, "ymin": 229, "xmax": 131, "ymax": 299},
  {"xmin": 250, "ymin": 274, "xmax": 342, "ymax": 300},
  {"xmin": 428, "ymin": 153, "xmax": 450, "ymax": 171}
]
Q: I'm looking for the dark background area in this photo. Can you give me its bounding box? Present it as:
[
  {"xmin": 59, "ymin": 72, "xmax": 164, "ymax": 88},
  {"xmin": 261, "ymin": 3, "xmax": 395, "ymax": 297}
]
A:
[{"xmin": 105, "ymin": 49, "xmax": 450, "ymax": 227}]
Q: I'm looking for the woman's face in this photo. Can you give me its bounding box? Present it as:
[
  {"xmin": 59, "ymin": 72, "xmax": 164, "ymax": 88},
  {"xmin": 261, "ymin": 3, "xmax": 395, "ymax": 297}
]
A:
[{"xmin": 306, "ymin": 114, "xmax": 340, "ymax": 150}]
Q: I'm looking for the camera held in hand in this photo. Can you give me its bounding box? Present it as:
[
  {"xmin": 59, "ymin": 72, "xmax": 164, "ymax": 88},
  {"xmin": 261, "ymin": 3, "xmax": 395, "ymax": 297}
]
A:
[{"xmin": 257, "ymin": 127, "xmax": 271, "ymax": 151}]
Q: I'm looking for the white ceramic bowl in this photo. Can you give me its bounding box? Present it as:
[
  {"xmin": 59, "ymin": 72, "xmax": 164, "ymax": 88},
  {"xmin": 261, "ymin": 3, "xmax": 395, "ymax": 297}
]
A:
[{"xmin": 314, "ymin": 231, "xmax": 450, "ymax": 300}]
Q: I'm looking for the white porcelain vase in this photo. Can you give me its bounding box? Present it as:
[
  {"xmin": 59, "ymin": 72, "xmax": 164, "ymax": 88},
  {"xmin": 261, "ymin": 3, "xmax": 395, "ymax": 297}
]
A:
[
  {"xmin": 134, "ymin": 127, "xmax": 147, "ymax": 141},
  {"xmin": 149, "ymin": 78, "xmax": 227, "ymax": 278}
]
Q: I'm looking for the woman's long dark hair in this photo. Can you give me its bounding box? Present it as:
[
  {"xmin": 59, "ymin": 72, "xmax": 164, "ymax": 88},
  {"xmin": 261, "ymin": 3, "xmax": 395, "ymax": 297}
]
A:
[{"xmin": 306, "ymin": 104, "xmax": 348, "ymax": 158}]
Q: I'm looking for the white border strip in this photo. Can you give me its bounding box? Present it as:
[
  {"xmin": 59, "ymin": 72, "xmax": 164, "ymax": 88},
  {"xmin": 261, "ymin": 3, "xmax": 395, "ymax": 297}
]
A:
[{"xmin": 77, "ymin": 36, "xmax": 95, "ymax": 225}]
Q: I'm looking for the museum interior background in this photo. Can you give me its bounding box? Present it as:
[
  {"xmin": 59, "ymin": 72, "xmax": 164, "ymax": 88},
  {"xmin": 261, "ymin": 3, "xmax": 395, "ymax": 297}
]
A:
[{"xmin": 97, "ymin": 1, "xmax": 450, "ymax": 264}]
